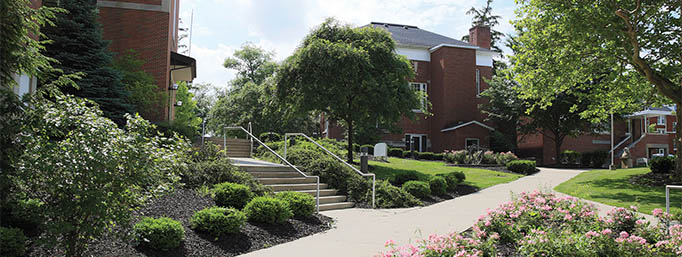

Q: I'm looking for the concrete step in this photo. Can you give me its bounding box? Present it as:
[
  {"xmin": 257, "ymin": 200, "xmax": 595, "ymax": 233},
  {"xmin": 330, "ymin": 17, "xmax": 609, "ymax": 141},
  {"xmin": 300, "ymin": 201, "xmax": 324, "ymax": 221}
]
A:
[
  {"xmin": 271, "ymin": 183, "xmax": 328, "ymax": 192},
  {"xmin": 226, "ymin": 153, "xmax": 251, "ymax": 158},
  {"xmin": 298, "ymin": 189, "xmax": 338, "ymax": 196},
  {"xmin": 239, "ymin": 165, "xmax": 295, "ymax": 173},
  {"xmin": 318, "ymin": 195, "xmax": 347, "ymax": 204},
  {"xmin": 249, "ymin": 171, "xmax": 302, "ymax": 178},
  {"xmin": 257, "ymin": 177, "xmax": 318, "ymax": 185},
  {"xmin": 225, "ymin": 144, "xmax": 251, "ymax": 149},
  {"xmin": 225, "ymin": 150, "xmax": 251, "ymax": 155},
  {"xmin": 224, "ymin": 138, "xmax": 251, "ymax": 144},
  {"xmin": 319, "ymin": 202, "xmax": 355, "ymax": 211}
]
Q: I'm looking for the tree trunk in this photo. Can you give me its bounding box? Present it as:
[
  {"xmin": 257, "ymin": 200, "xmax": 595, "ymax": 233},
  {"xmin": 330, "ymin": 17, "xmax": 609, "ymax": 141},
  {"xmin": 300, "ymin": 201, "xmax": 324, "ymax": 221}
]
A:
[
  {"xmin": 673, "ymin": 104, "xmax": 682, "ymax": 181},
  {"xmin": 346, "ymin": 119, "xmax": 354, "ymax": 164},
  {"xmin": 555, "ymin": 140, "xmax": 562, "ymax": 166}
]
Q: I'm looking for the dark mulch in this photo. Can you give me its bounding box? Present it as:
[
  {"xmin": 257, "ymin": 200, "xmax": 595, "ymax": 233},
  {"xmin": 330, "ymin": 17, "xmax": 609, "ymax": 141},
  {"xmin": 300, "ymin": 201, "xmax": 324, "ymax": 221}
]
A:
[
  {"xmin": 27, "ymin": 189, "xmax": 334, "ymax": 257},
  {"xmin": 630, "ymin": 172, "xmax": 682, "ymax": 187},
  {"xmin": 421, "ymin": 184, "xmax": 480, "ymax": 206}
]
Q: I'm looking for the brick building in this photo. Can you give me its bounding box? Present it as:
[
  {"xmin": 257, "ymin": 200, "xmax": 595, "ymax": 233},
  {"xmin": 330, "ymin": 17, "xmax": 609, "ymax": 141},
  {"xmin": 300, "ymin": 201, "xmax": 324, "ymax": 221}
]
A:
[
  {"xmin": 321, "ymin": 22, "xmax": 495, "ymax": 153},
  {"xmin": 97, "ymin": 0, "xmax": 195, "ymax": 122},
  {"xmin": 518, "ymin": 106, "xmax": 678, "ymax": 166}
]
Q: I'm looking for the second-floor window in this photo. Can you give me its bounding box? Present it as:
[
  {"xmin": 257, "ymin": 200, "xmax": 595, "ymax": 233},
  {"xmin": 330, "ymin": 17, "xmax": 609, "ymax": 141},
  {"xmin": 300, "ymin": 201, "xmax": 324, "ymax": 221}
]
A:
[
  {"xmin": 658, "ymin": 116, "xmax": 666, "ymax": 125},
  {"xmin": 476, "ymin": 69, "xmax": 481, "ymax": 97},
  {"xmin": 410, "ymin": 82, "xmax": 427, "ymax": 112}
]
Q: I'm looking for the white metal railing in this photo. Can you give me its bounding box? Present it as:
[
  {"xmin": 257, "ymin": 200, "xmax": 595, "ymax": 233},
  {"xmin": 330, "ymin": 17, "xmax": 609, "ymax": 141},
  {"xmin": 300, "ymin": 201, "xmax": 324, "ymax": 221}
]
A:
[
  {"xmin": 609, "ymin": 135, "xmax": 632, "ymax": 153},
  {"xmin": 284, "ymin": 133, "xmax": 376, "ymax": 209},
  {"xmin": 223, "ymin": 126, "xmax": 320, "ymax": 213},
  {"xmin": 666, "ymin": 185, "xmax": 682, "ymax": 215}
]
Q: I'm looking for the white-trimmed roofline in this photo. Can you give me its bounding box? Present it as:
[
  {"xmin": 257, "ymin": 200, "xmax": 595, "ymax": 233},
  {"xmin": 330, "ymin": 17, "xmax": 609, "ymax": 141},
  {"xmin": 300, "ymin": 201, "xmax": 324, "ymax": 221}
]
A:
[
  {"xmin": 429, "ymin": 43, "xmax": 480, "ymax": 52},
  {"xmin": 441, "ymin": 120, "xmax": 495, "ymax": 133}
]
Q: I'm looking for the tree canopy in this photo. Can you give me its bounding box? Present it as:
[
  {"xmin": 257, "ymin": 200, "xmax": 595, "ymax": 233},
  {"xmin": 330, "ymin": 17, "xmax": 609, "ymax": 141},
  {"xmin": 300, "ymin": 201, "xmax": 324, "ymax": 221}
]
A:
[
  {"xmin": 462, "ymin": 0, "xmax": 505, "ymax": 55},
  {"xmin": 276, "ymin": 18, "xmax": 421, "ymax": 162},
  {"xmin": 223, "ymin": 43, "xmax": 278, "ymax": 87}
]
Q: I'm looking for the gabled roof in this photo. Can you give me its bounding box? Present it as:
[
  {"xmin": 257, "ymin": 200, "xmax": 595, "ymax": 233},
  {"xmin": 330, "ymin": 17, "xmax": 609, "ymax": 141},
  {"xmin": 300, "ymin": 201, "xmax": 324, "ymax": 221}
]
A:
[
  {"xmin": 365, "ymin": 22, "xmax": 476, "ymax": 49},
  {"xmin": 441, "ymin": 120, "xmax": 495, "ymax": 133},
  {"xmin": 629, "ymin": 105, "xmax": 676, "ymax": 117}
]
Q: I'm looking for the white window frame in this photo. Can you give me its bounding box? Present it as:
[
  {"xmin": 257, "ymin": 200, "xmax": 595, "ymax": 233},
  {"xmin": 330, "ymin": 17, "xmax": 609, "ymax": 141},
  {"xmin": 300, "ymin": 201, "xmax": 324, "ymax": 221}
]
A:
[
  {"xmin": 465, "ymin": 138, "xmax": 480, "ymax": 149},
  {"xmin": 475, "ymin": 69, "xmax": 481, "ymax": 97},
  {"xmin": 410, "ymin": 82, "xmax": 427, "ymax": 112},
  {"xmin": 405, "ymin": 134, "xmax": 428, "ymax": 152},
  {"xmin": 658, "ymin": 116, "xmax": 666, "ymax": 125},
  {"xmin": 657, "ymin": 128, "xmax": 666, "ymax": 134}
]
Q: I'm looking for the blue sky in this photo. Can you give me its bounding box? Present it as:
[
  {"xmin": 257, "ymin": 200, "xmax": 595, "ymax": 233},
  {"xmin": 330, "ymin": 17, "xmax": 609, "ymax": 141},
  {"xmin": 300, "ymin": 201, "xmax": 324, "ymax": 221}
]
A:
[{"xmin": 179, "ymin": 0, "xmax": 519, "ymax": 88}]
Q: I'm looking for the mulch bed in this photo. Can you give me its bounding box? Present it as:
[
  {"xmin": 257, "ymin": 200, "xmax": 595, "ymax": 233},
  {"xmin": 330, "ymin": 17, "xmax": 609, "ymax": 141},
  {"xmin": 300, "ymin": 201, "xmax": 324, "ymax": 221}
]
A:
[
  {"xmin": 630, "ymin": 172, "xmax": 682, "ymax": 187},
  {"xmin": 27, "ymin": 189, "xmax": 334, "ymax": 257}
]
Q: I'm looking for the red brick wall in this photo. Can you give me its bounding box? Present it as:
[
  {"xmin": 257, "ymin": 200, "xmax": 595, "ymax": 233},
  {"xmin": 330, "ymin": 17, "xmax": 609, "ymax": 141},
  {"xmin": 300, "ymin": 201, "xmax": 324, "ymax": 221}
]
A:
[
  {"xmin": 468, "ymin": 26, "xmax": 491, "ymax": 49},
  {"xmin": 97, "ymin": 0, "xmax": 178, "ymax": 122},
  {"xmin": 440, "ymin": 125, "xmax": 490, "ymax": 152}
]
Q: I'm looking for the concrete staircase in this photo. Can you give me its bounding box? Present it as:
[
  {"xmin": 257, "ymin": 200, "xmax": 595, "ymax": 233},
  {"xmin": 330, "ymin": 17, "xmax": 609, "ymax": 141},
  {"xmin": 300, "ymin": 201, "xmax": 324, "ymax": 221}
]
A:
[{"xmin": 224, "ymin": 138, "xmax": 355, "ymax": 211}]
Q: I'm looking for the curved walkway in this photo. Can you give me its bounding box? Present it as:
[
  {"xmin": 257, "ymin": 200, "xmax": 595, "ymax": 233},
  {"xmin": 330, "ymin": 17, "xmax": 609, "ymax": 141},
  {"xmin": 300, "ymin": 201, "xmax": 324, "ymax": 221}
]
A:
[{"xmin": 241, "ymin": 168, "xmax": 646, "ymax": 257}]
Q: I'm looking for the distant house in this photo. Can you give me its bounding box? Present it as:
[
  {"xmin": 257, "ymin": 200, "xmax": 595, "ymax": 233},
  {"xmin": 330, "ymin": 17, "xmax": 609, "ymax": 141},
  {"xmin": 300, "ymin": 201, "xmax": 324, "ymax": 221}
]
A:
[
  {"xmin": 517, "ymin": 106, "xmax": 678, "ymax": 166},
  {"xmin": 322, "ymin": 22, "xmax": 495, "ymax": 153}
]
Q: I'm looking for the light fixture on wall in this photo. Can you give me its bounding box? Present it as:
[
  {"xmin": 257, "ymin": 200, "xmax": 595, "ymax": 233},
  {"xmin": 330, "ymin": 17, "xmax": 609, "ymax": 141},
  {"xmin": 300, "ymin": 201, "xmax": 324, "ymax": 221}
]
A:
[{"xmin": 174, "ymin": 101, "xmax": 183, "ymax": 107}]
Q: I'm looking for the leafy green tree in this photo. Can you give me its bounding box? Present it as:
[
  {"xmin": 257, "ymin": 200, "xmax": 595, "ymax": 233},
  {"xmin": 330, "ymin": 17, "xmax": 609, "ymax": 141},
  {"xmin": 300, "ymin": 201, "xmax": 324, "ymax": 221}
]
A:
[
  {"xmin": 0, "ymin": 0, "xmax": 61, "ymax": 87},
  {"xmin": 41, "ymin": 0, "xmax": 134, "ymax": 125},
  {"xmin": 511, "ymin": 0, "xmax": 679, "ymax": 171},
  {"xmin": 462, "ymin": 0, "xmax": 504, "ymax": 54},
  {"xmin": 223, "ymin": 42, "xmax": 278, "ymax": 87},
  {"xmin": 173, "ymin": 81, "xmax": 202, "ymax": 139},
  {"xmin": 14, "ymin": 91, "xmax": 188, "ymax": 256},
  {"xmin": 276, "ymin": 18, "xmax": 421, "ymax": 162},
  {"xmin": 113, "ymin": 50, "xmax": 166, "ymax": 118},
  {"xmin": 480, "ymin": 69, "xmax": 523, "ymax": 152}
]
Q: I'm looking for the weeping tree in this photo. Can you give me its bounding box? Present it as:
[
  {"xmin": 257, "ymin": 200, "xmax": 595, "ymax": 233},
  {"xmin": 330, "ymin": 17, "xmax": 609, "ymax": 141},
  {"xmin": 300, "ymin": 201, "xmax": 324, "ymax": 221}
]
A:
[{"xmin": 276, "ymin": 18, "xmax": 422, "ymax": 163}]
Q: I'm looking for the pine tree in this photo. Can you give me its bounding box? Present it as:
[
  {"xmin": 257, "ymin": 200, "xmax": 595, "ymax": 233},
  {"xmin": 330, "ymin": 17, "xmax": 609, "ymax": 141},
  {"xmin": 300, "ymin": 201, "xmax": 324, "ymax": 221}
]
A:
[{"xmin": 42, "ymin": 0, "xmax": 134, "ymax": 125}]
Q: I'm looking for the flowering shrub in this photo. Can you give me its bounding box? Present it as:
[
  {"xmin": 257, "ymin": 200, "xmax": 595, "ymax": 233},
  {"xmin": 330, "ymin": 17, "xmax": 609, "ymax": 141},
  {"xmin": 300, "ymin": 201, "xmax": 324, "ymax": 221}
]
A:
[
  {"xmin": 443, "ymin": 150, "xmax": 518, "ymax": 166},
  {"xmin": 379, "ymin": 191, "xmax": 682, "ymax": 257}
]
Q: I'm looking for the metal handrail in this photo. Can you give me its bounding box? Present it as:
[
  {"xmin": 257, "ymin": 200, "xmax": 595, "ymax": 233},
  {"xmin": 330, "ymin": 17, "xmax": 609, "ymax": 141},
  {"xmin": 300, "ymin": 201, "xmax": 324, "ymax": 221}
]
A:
[
  {"xmin": 284, "ymin": 133, "xmax": 376, "ymax": 209},
  {"xmin": 223, "ymin": 126, "xmax": 320, "ymax": 213}
]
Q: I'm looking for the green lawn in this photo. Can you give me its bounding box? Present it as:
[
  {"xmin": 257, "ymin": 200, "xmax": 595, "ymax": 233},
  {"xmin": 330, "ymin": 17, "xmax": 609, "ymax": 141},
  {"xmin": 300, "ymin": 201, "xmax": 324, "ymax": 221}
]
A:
[
  {"xmin": 368, "ymin": 157, "xmax": 523, "ymax": 190},
  {"xmin": 555, "ymin": 168, "xmax": 682, "ymax": 215}
]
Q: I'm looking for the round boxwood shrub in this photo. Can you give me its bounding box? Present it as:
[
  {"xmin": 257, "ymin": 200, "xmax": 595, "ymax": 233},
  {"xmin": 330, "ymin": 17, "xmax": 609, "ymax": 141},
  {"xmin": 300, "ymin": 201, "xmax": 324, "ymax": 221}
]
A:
[
  {"xmin": 375, "ymin": 180, "xmax": 422, "ymax": 208},
  {"xmin": 429, "ymin": 176, "xmax": 448, "ymax": 196},
  {"xmin": 243, "ymin": 196, "xmax": 293, "ymax": 224},
  {"xmin": 388, "ymin": 148, "xmax": 404, "ymax": 158},
  {"xmin": 360, "ymin": 144, "xmax": 374, "ymax": 155},
  {"xmin": 389, "ymin": 172, "xmax": 420, "ymax": 186},
  {"xmin": 506, "ymin": 160, "xmax": 537, "ymax": 175},
  {"xmin": 0, "ymin": 227, "xmax": 27, "ymax": 257},
  {"xmin": 259, "ymin": 132, "xmax": 281, "ymax": 142},
  {"xmin": 275, "ymin": 191, "xmax": 315, "ymax": 218},
  {"xmin": 650, "ymin": 156, "xmax": 676, "ymax": 174},
  {"xmin": 213, "ymin": 182, "xmax": 253, "ymax": 209},
  {"xmin": 437, "ymin": 172, "xmax": 464, "ymax": 192},
  {"xmin": 190, "ymin": 206, "xmax": 246, "ymax": 237},
  {"xmin": 134, "ymin": 217, "xmax": 185, "ymax": 251},
  {"xmin": 402, "ymin": 181, "xmax": 431, "ymax": 199}
]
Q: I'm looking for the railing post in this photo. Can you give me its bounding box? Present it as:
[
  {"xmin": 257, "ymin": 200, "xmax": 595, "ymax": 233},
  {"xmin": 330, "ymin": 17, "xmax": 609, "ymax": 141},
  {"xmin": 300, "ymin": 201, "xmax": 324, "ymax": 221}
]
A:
[
  {"xmin": 666, "ymin": 186, "xmax": 670, "ymax": 214},
  {"xmin": 316, "ymin": 176, "xmax": 320, "ymax": 213},
  {"xmin": 372, "ymin": 175, "xmax": 376, "ymax": 209},
  {"xmin": 284, "ymin": 134, "xmax": 288, "ymax": 160}
]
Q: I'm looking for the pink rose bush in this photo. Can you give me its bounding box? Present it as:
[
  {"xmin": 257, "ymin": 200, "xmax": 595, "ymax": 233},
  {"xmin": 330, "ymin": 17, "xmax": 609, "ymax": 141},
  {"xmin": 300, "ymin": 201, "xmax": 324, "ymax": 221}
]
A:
[{"xmin": 378, "ymin": 191, "xmax": 682, "ymax": 256}]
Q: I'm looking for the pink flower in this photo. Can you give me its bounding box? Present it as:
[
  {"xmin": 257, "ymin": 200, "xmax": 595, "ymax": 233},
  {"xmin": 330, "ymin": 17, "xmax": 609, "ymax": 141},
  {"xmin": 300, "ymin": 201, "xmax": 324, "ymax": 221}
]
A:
[
  {"xmin": 385, "ymin": 239, "xmax": 395, "ymax": 247},
  {"xmin": 620, "ymin": 231, "xmax": 629, "ymax": 238},
  {"xmin": 601, "ymin": 229, "xmax": 612, "ymax": 235},
  {"xmin": 585, "ymin": 231, "xmax": 599, "ymax": 238},
  {"xmin": 636, "ymin": 219, "xmax": 644, "ymax": 225},
  {"xmin": 653, "ymin": 208, "xmax": 664, "ymax": 217}
]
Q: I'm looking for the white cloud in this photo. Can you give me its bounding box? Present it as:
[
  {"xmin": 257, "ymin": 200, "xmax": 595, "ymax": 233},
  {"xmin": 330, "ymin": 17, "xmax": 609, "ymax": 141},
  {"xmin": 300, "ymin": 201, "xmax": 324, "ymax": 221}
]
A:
[{"xmin": 190, "ymin": 43, "xmax": 236, "ymax": 89}]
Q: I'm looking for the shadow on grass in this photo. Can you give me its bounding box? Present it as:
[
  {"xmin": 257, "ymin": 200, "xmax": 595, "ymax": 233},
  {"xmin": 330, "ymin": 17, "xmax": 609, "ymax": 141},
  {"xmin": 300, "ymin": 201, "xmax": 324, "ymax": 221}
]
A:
[
  {"xmin": 571, "ymin": 173, "xmax": 682, "ymax": 210},
  {"xmin": 369, "ymin": 164, "xmax": 433, "ymax": 181}
]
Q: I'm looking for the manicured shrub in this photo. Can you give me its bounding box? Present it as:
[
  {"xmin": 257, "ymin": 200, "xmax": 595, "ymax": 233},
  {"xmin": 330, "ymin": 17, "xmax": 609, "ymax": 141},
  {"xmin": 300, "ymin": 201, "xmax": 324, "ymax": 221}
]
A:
[
  {"xmin": 581, "ymin": 150, "xmax": 608, "ymax": 168},
  {"xmin": 191, "ymin": 141, "xmax": 222, "ymax": 162},
  {"xmin": 481, "ymin": 151, "xmax": 497, "ymax": 164},
  {"xmin": 361, "ymin": 144, "xmax": 374, "ymax": 155},
  {"xmin": 418, "ymin": 152, "xmax": 436, "ymax": 160},
  {"xmin": 437, "ymin": 172, "xmax": 464, "ymax": 192},
  {"xmin": 388, "ymin": 148, "xmax": 404, "ymax": 158},
  {"xmin": 190, "ymin": 206, "xmax": 246, "ymax": 237},
  {"xmin": 403, "ymin": 150, "xmax": 416, "ymax": 159},
  {"xmin": 495, "ymin": 151, "xmax": 519, "ymax": 165},
  {"xmin": 182, "ymin": 158, "xmax": 270, "ymax": 195},
  {"xmin": 402, "ymin": 181, "xmax": 431, "ymax": 199},
  {"xmin": 560, "ymin": 150, "xmax": 582, "ymax": 166},
  {"xmin": 243, "ymin": 197, "xmax": 293, "ymax": 224},
  {"xmin": 433, "ymin": 153, "xmax": 445, "ymax": 161},
  {"xmin": 275, "ymin": 191, "xmax": 316, "ymax": 218},
  {"xmin": 0, "ymin": 227, "xmax": 26, "ymax": 257},
  {"xmin": 259, "ymin": 132, "xmax": 281, "ymax": 142},
  {"xmin": 134, "ymin": 217, "xmax": 185, "ymax": 251},
  {"xmin": 506, "ymin": 160, "xmax": 536, "ymax": 175},
  {"xmin": 353, "ymin": 143, "xmax": 360, "ymax": 152},
  {"xmin": 429, "ymin": 176, "xmax": 448, "ymax": 196},
  {"xmin": 347, "ymin": 175, "xmax": 372, "ymax": 202},
  {"xmin": 213, "ymin": 182, "xmax": 253, "ymax": 209},
  {"xmin": 375, "ymin": 180, "xmax": 421, "ymax": 208},
  {"xmin": 444, "ymin": 150, "xmax": 467, "ymax": 164},
  {"xmin": 389, "ymin": 172, "xmax": 420, "ymax": 186},
  {"xmin": 650, "ymin": 156, "xmax": 676, "ymax": 174}
]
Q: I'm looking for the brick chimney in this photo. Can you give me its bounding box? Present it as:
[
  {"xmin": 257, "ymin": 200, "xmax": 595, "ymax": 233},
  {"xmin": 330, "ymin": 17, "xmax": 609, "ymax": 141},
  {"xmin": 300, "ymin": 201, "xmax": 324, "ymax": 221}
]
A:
[{"xmin": 468, "ymin": 25, "xmax": 491, "ymax": 49}]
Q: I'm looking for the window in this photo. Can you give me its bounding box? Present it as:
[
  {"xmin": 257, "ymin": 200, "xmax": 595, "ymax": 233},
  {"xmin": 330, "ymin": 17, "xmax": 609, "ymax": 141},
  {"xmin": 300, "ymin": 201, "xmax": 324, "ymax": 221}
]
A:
[
  {"xmin": 465, "ymin": 138, "xmax": 480, "ymax": 149},
  {"xmin": 405, "ymin": 134, "xmax": 428, "ymax": 152},
  {"xmin": 657, "ymin": 128, "xmax": 665, "ymax": 134},
  {"xmin": 475, "ymin": 69, "xmax": 481, "ymax": 97},
  {"xmin": 658, "ymin": 116, "xmax": 666, "ymax": 125},
  {"xmin": 410, "ymin": 82, "xmax": 427, "ymax": 112}
]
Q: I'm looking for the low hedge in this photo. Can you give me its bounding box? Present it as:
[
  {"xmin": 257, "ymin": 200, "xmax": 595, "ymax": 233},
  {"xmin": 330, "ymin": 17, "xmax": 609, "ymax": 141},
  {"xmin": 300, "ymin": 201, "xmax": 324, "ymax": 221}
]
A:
[
  {"xmin": 243, "ymin": 197, "xmax": 293, "ymax": 224},
  {"xmin": 0, "ymin": 227, "xmax": 26, "ymax": 257},
  {"xmin": 429, "ymin": 176, "xmax": 448, "ymax": 196},
  {"xmin": 437, "ymin": 172, "xmax": 465, "ymax": 192},
  {"xmin": 581, "ymin": 150, "xmax": 608, "ymax": 168},
  {"xmin": 389, "ymin": 172, "xmax": 420, "ymax": 187},
  {"xmin": 360, "ymin": 144, "xmax": 374, "ymax": 155},
  {"xmin": 213, "ymin": 182, "xmax": 253, "ymax": 209},
  {"xmin": 402, "ymin": 181, "xmax": 431, "ymax": 199},
  {"xmin": 190, "ymin": 206, "xmax": 246, "ymax": 237},
  {"xmin": 134, "ymin": 217, "xmax": 185, "ymax": 251},
  {"xmin": 259, "ymin": 132, "xmax": 281, "ymax": 142},
  {"xmin": 182, "ymin": 158, "xmax": 270, "ymax": 195},
  {"xmin": 375, "ymin": 180, "xmax": 422, "ymax": 208},
  {"xmin": 388, "ymin": 148, "xmax": 404, "ymax": 157},
  {"xmin": 560, "ymin": 150, "xmax": 582, "ymax": 166},
  {"xmin": 650, "ymin": 156, "xmax": 676, "ymax": 174},
  {"xmin": 433, "ymin": 153, "xmax": 445, "ymax": 161},
  {"xmin": 275, "ymin": 191, "xmax": 315, "ymax": 218},
  {"xmin": 506, "ymin": 160, "xmax": 536, "ymax": 175},
  {"xmin": 417, "ymin": 152, "xmax": 436, "ymax": 160}
]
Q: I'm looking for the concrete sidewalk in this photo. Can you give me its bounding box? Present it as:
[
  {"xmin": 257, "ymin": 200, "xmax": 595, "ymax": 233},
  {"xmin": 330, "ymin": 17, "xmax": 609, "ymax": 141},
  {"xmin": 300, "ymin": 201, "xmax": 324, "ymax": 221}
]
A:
[{"xmin": 240, "ymin": 168, "xmax": 640, "ymax": 257}]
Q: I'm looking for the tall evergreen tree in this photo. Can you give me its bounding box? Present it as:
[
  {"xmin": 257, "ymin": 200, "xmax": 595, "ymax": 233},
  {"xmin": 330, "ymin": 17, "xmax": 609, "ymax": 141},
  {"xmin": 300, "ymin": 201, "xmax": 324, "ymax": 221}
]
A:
[{"xmin": 41, "ymin": 0, "xmax": 134, "ymax": 125}]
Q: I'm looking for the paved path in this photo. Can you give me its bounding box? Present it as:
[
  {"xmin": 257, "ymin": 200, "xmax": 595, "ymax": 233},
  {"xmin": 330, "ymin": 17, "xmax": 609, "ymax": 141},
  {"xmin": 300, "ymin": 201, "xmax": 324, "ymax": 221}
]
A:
[{"xmin": 241, "ymin": 168, "xmax": 650, "ymax": 257}]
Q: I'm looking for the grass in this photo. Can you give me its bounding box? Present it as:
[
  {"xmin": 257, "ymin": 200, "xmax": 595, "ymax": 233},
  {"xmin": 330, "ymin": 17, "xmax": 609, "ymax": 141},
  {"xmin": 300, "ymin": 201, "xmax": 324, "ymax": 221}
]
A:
[
  {"xmin": 368, "ymin": 157, "xmax": 523, "ymax": 190},
  {"xmin": 555, "ymin": 168, "xmax": 682, "ymax": 215}
]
